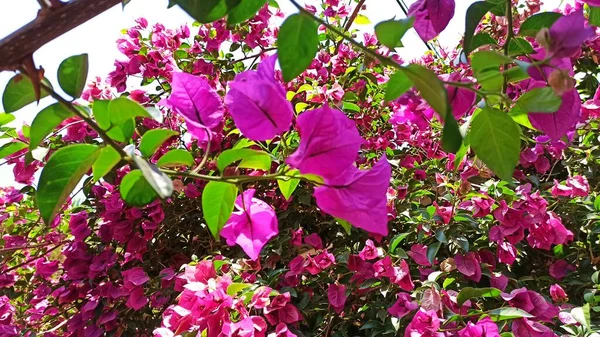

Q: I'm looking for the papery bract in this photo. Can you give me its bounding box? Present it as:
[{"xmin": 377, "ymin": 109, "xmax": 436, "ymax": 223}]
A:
[
  {"xmin": 225, "ymin": 55, "xmax": 293, "ymax": 141},
  {"xmin": 387, "ymin": 293, "xmax": 418, "ymax": 318},
  {"xmin": 512, "ymin": 318, "xmax": 557, "ymax": 337},
  {"xmin": 408, "ymin": 0, "xmax": 455, "ymax": 41},
  {"xmin": 163, "ymin": 72, "xmax": 224, "ymax": 141},
  {"xmin": 404, "ymin": 309, "xmax": 443, "ymax": 337},
  {"xmin": 220, "ymin": 189, "xmax": 279, "ymax": 261},
  {"xmin": 327, "ymin": 284, "xmax": 346, "ymax": 313},
  {"xmin": 313, "ymin": 156, "xmax": 391, "ymax": 236},
  {"xmin": 549, "ymin": 284, "xmax": 568, "ymax": 303},
  {"xmin": 548, "ymin": 10, "xmax": 595, "ymax": 58},
  {"xmin": 458, "ymin": 317, "xmax": 500, "ymax": 337},
  {"xmin": 286, "ymin": 105, "xmax": 363, "ymax": 180},
  {"xmin": 529, "ymin": 88, "xmax": 581, "ymax": 141},
  {"xmin": 455, "ymin": 252, "xmax": 481, "ymax": 282},
  {"xmin": 444, "ymin": 73, "xmax": 477, "ymax": 119}
]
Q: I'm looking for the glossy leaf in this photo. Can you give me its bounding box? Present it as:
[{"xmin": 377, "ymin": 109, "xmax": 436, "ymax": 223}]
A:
[
  {"xmin": 590, "ymin": 6, "xmax": 600, "ymax": 27},
  {"xmin": 519, "ymin": 12, "xmax": 562, "ymax": 37},
  {"xmin": 514, "ymin": 87, "xmax": 561, "ymax": 113},
  {"xmin": 57, "ymin": 54, "xmax": 89, "ymax": 99},
  {"xmin": 29, "ymin": 103, "xmax": 73, "ymax": 150},
  {"xmin": 0, "ymin": 142, "xmax": 27, "ymax": 159},
  {"xmin": 463, "ymin": 1, "xmax": 495, "ymax": 56},
  {"xmin": 2, "ymin": 75, "xmax": 50, "ymax": 113},
  {"xmin": 217, "ymin": 148, "xmax": 272, "ymax": 172},
  {"xmin": 120, "ymin": 170, "xmax": 159, "ymax": 206},
  {"xmin": 456, "ymin": 287, "xmax": 501, "ymax": 306},
  {"xmin": 277, "ymin": 169, "xmax": 301, "ymax": 200},
  {"xmin": 488, "ymin": 308, "xmax": 534, "ymax": 321},
  {"xmin": 470, "ymin": 108, "xmax": 521, "ymax": 181},
  {"xmin": 156, "ymin": 149, "xmax": 195, "ymax": 167},
  {"xmin": 173, "ymin": 0, "xmax": 241, "ymax": 23},
  {"xmin": 441, "ymin": 114, "xmax": 462, "ymax": 153},
  {"xmin": 374, "ymin": 17, "xmax": 413, "ymax": 49},
  {"xmin": 427, "ymin": 242, "xmax": 442, "ymax": 265},
  {"xmin": 227, "ymin": 0, "xmax": 266, "ymax": 24},
  {"xmin": 401, "ymin": 64, "xmax": 449, "ymax": 119},
  {"xmin": 108, "ymin": 97, "xmax": 162, "ymax": 126},
  {"xmin": 278, "ymin": 13, "xmax": 319, "ymax": 82},
  {"xmin": 470, "ymin": 33, "xmax": 498, "ymax": 51},
  {"xmin": 202, "ymin": 181, "xmax": 238, "ymax": 239},
  {"xmin": 37, "ymin": 144, "xmax": 100, "ymax": 224},
  {"xmin": 139, "ymin": 129, "xmax": 179, "ymax": 157},
  {"xmin": 385, "ymin": 71, "xmax": 412, "ymax": 102},
  {"xmin": 226, "ymin": 283, "xmax": 252, "ymax": 295},
  {"xmin": 508, "ymin": 38, "xmax": 535, "ymax": 56},
  {"xmin": 92, "ymin": 147, "xmax": 121, "ymax": 182},
  {"xmin": 0, "ymin": 113, "xmax": 15, "ymax": 126},
  {"xmin": 130, "ymin": 155, "xmax": 174, "ymax": 199},
  {"xmin": 336, "ymin": 218, "xmax": 352, "ymax": 235},
  {"xmin": 389, "ymin": 233, "xmax": 410, "ymax": 254}
]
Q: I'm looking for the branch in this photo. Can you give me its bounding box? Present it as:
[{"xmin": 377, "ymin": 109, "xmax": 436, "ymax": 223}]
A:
[{"xmin": 0, "ymin": 0, "xmax": 122, "ymax": 70}]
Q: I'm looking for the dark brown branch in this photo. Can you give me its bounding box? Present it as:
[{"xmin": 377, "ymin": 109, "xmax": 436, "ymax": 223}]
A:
[{"xmin": 0, "ymin": 0, "xmax": 122, "ymax": 70}]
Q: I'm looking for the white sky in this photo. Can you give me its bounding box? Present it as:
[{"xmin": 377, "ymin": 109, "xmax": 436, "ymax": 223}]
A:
[{"xmin": 0, "ymin": 0, "xmax": 569, "ymax": 186}]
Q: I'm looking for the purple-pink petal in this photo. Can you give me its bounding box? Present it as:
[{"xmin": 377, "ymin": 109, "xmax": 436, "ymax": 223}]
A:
[
  {"xmin": 220, "ymin": 189, "xmax": 279, "ymax": 261},
  {"xmin": 313, "ymin": 156, "xmax": 391, "ymax": 236},
  {"xmin": 549, "ymin": 10, "xmax": 595, "ymax": 58},
  {"xmin": 286, "ymin": 105, "xmax": 364, "ymax": 179},
  {"xmin": 408, "ymin": 0, "xmax": 455, "ymax": 41},
  {"xmin": 529, "ymin": 88, "xmax": 582, "ymax": 141},
  {"xmin": 225, "ymin": 57, "xmax": 293, "ymax": 141}
]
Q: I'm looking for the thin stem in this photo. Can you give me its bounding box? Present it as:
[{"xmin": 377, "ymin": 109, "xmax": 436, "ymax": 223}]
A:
[
  {"xmin": 335, "ymin": 0, "xmax": 367, "ymax": 52},
  {"xmin": 192, "ymin": 130, "xmax": 212, "ymax": 174},
  {"xmin": 161, "ymin": 168, "xmax": 324, "ymax": 187},
  {"xmin": 230, "ymin": 47, "xmax": 277, "ymax": 64},
  {"xmin": 502, "ymin": 0, "xmax": 514, "ymax": 93}
]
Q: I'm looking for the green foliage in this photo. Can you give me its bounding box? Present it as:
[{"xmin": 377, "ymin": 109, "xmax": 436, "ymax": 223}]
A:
[
  {"xmin": 456, "ymin": 287, "xmax": 501, "ymax": 306},
  {"xmin": 227, "ymin": 0, "xmax": 266, "ymax": 24},
  {"xmin": 217, "ymin": 148, "xmax": 272, "ymax": 172},
  {"xmin": 36, "ymin": 144, "xmax": 100, "ymax": 224},
  {"xmin": 202, "ymin": 181, "xmax": 238, "ymax": 239},
  {"xmin": 120, "ymin": 169, "xmax": 159, "ymax": 206},
  {"xmin": 157, "ymin": 149, "xmax": 195, "ymax": 167},
  {"xmin": 57, "ymin": 54, "xmax": 89, "ymax": 99},
  {"xmin": 2, "ymin": 75, "xmax": 50, "ymax": 113},
  {"xmin": 29, "ymin": 103, "xmax": 73, "ymax": 150},
  {"xmin": 470, "ymin": 108, "xmax": 521, "ymax": 181},
  {"xmin": 92, "ymin": 147, "xmax": 121, "ymax": 182},
  {"xmin": 277, "ymin": 169, "xmax": 301, "ymax": 201},
  {"xmin": 518, "ymin": 12, "xmax": 562, "ymax": 36},
  {"xmin": 590, "ymin": 6, "xmax": 600, "ymax": 27},
  {"xmin": 139, "ymin": 129, "xmax": 179, "ymax": 157},
  {"xmin": 0, "ymin": 141, "xmax": 27, "ymax": 159},
  {"xmin": 130, "ymin": 154, "xmax": 174, "ymax": 200},
  {"xmin": 0, "ymin": 113, "xmax": 16, "ymax": 126},
  {"xmin": 463, "ymin": 1, "xmax": 495, "ymax": 56},
  {"xmin": 514, "ymin": 87, "xmax": 562, "ymax": 113},
  {"xmin": 278, "ymin": 13, "xmax": 319, "ymax": 82},
  {"xmin": 374, "ymin": 17, "xmax": 413, "ymax": 49},
  {"xmin": 173, "ymin": 0, "xmax": 242, "ymax": 23},
  {"xmin": 384, "ymin": 71, "xmax": 412, "ymax": 102}
]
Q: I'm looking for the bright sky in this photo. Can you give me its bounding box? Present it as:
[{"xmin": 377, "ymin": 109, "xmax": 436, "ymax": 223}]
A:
[{"xmin": 0, "ymin": 0, "xmax": 570, "ymax": 186}]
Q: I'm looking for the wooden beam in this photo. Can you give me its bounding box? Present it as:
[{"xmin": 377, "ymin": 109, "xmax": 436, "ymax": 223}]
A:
[{"xmin": 0, "ymin": 0, "xmax": 122, "ymax": 70}]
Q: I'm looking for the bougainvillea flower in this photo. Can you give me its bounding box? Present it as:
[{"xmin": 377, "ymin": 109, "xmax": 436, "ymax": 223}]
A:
[
  {"xmin": 455, "ymin": 252, "xmax": 481, "ymax": 282},
  {"xmin": 549, "ymin": 259, "xmax": 576, "ymax": 280},
  {"xmin": 549, "ymin": 284, "xmax": 568, "ymax": 303},
  {"xmin": 220, "ymin": 189, "xmax": 279, "ymax": 261},
  {"xmin": 374, "ymin": 256, "xmax": 414, "ymax": 291},
  {"xmin": 529, "ymin": 88, "xmax": 582, "ymax": 141},
  {"xmin": 225, "ymin": 55, "xmax": 293, "ymax": 141},
  {"xmin": 583, "ymin": 86, "xmax": 600, "ymax": 119},
  {"xmin": 162, "ymin": 72, "xmax": 224, "ymax": 142},
  {"xmin": 126, "ymin": 287, "xmax": 148, "ymax": 311},
  {"xmin": 458, "ymin": 317, "xmax": 500, "ymax": 337},
  {"xmin": 359, "ymin": 240, "xmax": 381, "ymax": 261},
  {"xmin": 443, "ymin": 73, "xmax": 477, "ymax": 119},
  {"xmin": 408, "ymin": 0, "xmax": 456, "ymax": 41},
  {"xmin": 387, "ymin": 293, "xmax": 418, "ymax": 318},
  {"xmin": 327, "ymin": 284, "xmax": 347, "ymax": 313},
  {"xmin": 286, "ymin": 105, "xmax": 363, "ymax": 179},
  {"xmin": 408, "ymin": 244, "xmax": 432, "ymax": 267},
  {"xmin": 404, "ymin": 309, "xmax": 444, "ymax": 337},
  {"xmin": 313, "ymin": 156, "xmax": 391, "ymax": 236},
  {"xmin": 512, "ymin": 318, "xmax": 556, "ymax": 337},
  {"xmin": 547, "ymin": 10, "xmax": 595, "ymax": 58},
  {"xmin": 501, "ymin": 288, "xmax": 558, "ymax": 321}
]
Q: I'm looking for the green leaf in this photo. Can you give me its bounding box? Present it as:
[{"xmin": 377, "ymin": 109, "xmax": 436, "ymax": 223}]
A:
[
  {"xmin": 471, "ymin": 50, "xmax": 512, "ymax": 73},
  {"xmin": 217, "ymin": 148, "xmax": 272, "ymax": 172},
  {"xmin": 227, "ymin": 0, "xmax": 266, "ymax": 24},
  {"xmin": 590, "ymin": 6, "xmax": 600, "ymax": 27},
  {"xmin": 139, "ymin": 129, "xmax": 179, "ymax": 157},
  {"xmin": 470, "ymin": 108, "xmax": 521, "ymax": 181},
  {"xmin": 342, "ymin": 102, "xmax": 360, "ymax": 112},
  {"xmin": 57, "ymin": 54, "xmax": 89, "ymax": 98},
  {"xmin": 92, "ymin": 147, "xmax": 121, "ymax": 182},
  {"xmin": 0, "ymin": 113, "xmax": 15, "ymax": 126},
  {"xmin": 2, "ymin": 75, "xmax": 50, "ymax": 113},
  {"xmin": 456, "ymin": 287, "xmax": 501, "ymax": 306},
  {"xmin": 514, "ymin": 87, "xmax": 561, "ymax": 113},
  {"xmin": 508, "ymin": 38, "xmax": 535, "ymax": 56},
  {"xmin": 389, "ymin": 233, "xmax": 410, "ymax": 254},
  {"xmin": 227, "ymin": 283, "xmax": 252, "ymax": 295},
  {"xmin": 402, "ymin": 64, "xmax": 449, "ymax": 119},
  {"xmin": 130, "ymin": 154, "xmax": 174, "ymax": 199},
  {"xmin": 441, "ymin": 114, "xmax": 462, "ymax": 154},
  {"xmin": 92, "ymin": 99, "xmax": 135, "ymax": 142},
  {"xmin": 470, "ymin": 33, "xmax": 498, "ymax": 51},
  {"xmin": 173, "ymin": 0, "xmax": 241, "ymax": 23},
  {"xmin": 37, "ymin": 144, "xmax": 100, "ymax": 224},
  {"xmin": 463, "ymin": 2, "xmax": 495, "ymax": 56},
  {"xmin": 267, "ymin": 0, "xmax": 279, "ymax": 8},
  {"xmin": 519, "ymin": 12, "xmax": 562, "ymax": 37},
  {"xmin": 29, "ymin": 103, "xmax": 73, "ymax": 150},
  {"xmin": 374, "ymin": 17, "xmax": 414, "ymax": 49},
  {"xmin": 278, "ymin": 13, "xmax": 319, "ymax": 82},
  {"xmin": 120, "ymin": 170, "xmax": 159, "ymax": 206},
  {"xmin": 571, "ymin": 304, "xmax": 591, "ymax": 330},
  {"xmin": 489, "ymin": 308, "xmax": 534, "ymax": 321},
  {"xmin": 385, "ymin": 71, "xmax": 412, "ymax": 102},
  {"xmin": 0, "ymin": 142, "xmax": 27, "ymax": 159},
  {"xmin": 92, "ymin": 100, "xmax": 111, "ymax": 129},
  {"xmin": 427, "ymin": 242, "xmax": 442, "ymax": 265},
  {"xmin": 277, "ymin": 169, "xmax": 301, "ymax": 201},
  {"xmin": 202, "ymin": 181, "xmax": 238, "ymax": 239},
  {"xmin": 337, "ymin": 218, "xmax": 352, "ymax": 235},
  {"xmin": 157, "ymin": 149, "xmax": 195, "ymax": 167},
  {"xmin": 355, "ymin": 14, "xmax": 371, "ymax": 24},
  {"xmin": 108, "ymin": 97, "xmax": 162, "ymax": 126}
]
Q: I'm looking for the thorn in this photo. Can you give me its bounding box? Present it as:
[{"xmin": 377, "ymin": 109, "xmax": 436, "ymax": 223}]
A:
[{"xmin": 21, "ymin": 55, "xmax": 43, "ymax": 103}]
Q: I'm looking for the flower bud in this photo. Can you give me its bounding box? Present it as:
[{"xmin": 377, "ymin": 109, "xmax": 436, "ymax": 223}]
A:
[
  {"xmin": 548, "ymin": 69, "xmax": 575, "ymax": 96},
  {"xmin": 535, "ymin": 27, "xmax": 552, "ymax": 50},
  {"xmin": 549, "ymin": 284, "xmax": 568, "ymax": 303}
]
